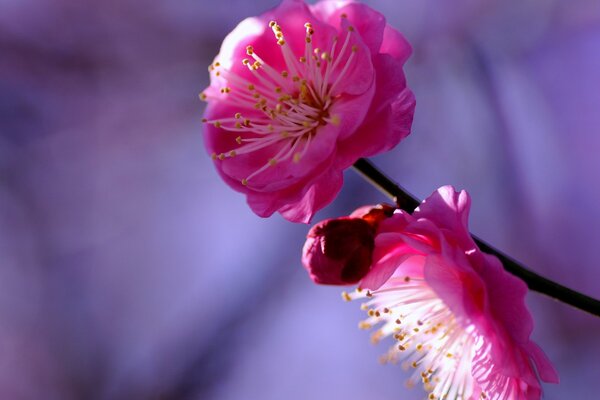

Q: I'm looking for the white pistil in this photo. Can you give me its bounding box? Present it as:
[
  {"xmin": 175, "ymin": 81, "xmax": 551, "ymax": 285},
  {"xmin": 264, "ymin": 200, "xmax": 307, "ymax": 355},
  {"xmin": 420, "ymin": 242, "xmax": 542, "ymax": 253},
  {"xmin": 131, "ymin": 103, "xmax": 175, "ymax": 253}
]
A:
[{"xmin": 204, "ymin": 17, "xmax": 359, "ymax": 185}]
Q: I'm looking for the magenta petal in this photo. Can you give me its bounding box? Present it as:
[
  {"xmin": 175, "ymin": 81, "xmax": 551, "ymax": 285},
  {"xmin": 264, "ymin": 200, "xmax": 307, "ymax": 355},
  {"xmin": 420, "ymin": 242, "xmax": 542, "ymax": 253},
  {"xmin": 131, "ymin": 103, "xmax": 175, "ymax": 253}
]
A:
[
  {"xmin": 526, "ymin": 341, "xmax": 560, "ymax": 384},
  {"xmin": 278, "ymin": 166, "xmax": 343, "ymax": 223},
  {"xmin": 360, "ymin": 252, "xmax": 414, "ymax": 290},
  {"xmin": 380, "ymin": 24, "xmax": 412, "ymax": 64},
  {"xmin": 414, "ymin": 186, "xmax": 476, "ymax": 251}
]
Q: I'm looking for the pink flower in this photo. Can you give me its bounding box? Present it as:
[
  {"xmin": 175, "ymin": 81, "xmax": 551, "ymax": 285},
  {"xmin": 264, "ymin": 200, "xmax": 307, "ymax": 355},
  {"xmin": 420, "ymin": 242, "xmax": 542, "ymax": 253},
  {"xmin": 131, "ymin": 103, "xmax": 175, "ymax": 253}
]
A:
[
  {"xmin": 302, "ymin": 203, "xmax": 394, "ymax": 285},
  {"xmin": 342, "ymin": 186, "xmax": 558, "ymax": 400},
  {"xmin": 200, "ymin": 0, "xmax": 415, "ymax": 223}
]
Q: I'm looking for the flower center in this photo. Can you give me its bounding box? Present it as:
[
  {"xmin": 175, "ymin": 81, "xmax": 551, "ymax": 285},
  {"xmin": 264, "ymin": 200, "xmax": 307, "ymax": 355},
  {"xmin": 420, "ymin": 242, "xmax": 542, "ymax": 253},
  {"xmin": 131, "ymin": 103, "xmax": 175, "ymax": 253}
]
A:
[
  {"xmin": 201, "ymin": 17, "xmax": 358, "ymax": 186},
  {"xmin": 344, "ymin": 275, "xmax": 490, "ymax": 400}
]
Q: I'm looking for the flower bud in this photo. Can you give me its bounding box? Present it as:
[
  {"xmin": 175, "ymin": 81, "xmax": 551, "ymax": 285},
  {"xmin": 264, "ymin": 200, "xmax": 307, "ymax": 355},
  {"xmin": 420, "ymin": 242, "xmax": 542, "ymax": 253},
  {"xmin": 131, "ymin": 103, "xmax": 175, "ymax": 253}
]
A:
[{"xmin": 302, "ymin": 204, "xmax": 395, "ymax": 285}]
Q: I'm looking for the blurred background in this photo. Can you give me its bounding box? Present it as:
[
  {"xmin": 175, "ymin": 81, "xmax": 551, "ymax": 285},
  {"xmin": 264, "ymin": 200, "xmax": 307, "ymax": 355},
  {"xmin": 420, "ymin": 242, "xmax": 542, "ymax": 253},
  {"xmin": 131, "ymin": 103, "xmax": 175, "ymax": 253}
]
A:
[{"xmin": 1, "ymin": 0, "xmax": 599, "ymax": 399}]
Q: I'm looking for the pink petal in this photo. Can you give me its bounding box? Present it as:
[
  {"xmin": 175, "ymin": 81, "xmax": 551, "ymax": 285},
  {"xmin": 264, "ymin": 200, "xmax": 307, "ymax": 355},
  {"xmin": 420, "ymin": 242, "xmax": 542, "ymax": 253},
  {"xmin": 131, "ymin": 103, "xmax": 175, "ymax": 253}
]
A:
[
  {"xmin": 380, "ymin": 24, "xmax": 412, "ymax": 64},
  {"xmin": 312, "ymin": 2, "xmax": 386, "ymax": 55},
  {"xmin": 414, "ymin": 186, "xmax": 476, "ymax": 251}
]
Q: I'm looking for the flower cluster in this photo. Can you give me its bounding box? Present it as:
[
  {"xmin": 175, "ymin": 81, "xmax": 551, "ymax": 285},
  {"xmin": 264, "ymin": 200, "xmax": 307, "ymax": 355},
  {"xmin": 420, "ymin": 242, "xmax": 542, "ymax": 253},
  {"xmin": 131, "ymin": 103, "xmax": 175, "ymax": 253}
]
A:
[
  {"xmin": 201, "ymin": 0, "xmax": 415, "ymax": 223},
  {"xmin": 200, "ymin": 1, "xmax": 558, "ymax": 399}
]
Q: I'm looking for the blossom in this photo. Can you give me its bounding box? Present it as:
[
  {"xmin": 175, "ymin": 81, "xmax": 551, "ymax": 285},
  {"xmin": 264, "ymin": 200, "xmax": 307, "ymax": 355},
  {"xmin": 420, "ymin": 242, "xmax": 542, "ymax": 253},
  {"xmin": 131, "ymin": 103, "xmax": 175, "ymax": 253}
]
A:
[
  {"xmin": 200, "ymin": 0, "xmax": 415, "ymax": 223},
  {"xmin": 302, "ymin": 203, "xmax": 394, "ymax": 284},
  {"xmin": 342, "ymin": 186, "xmax": 558, "ymax": 400}
]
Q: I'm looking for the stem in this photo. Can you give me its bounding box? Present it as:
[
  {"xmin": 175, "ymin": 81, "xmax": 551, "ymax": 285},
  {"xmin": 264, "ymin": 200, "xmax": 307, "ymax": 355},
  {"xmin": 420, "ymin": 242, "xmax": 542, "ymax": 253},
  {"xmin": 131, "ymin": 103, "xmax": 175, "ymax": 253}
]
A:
[{"xmin": 353, "ymin": 158, "xmax": 600, "ymax": 317}]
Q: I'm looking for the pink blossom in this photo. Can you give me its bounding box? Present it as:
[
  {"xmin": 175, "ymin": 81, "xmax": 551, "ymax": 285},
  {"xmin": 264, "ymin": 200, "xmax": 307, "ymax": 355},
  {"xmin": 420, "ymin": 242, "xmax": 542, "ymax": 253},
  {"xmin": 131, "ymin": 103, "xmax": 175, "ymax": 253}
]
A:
[
  {"xmin": 302, "ymin": 203, "xmax": 394, "ymax": 285},
  {"xmin": 201, "ymin": 0, "xmax": 415, "ymax": 223},
  {"xmin": 342, "ymin": 186, "xmax": 558, "ymax": 400}
]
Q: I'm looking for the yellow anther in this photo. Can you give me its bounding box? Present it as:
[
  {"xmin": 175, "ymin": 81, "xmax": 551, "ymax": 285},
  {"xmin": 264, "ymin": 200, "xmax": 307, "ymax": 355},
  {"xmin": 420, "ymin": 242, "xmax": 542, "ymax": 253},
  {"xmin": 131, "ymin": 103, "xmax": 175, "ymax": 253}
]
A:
[
  {"xmin": 214, "ymin": 121, "xmax": 221, "ymax": 128},
  {"xmin": 281, "ymin": 70, "xmax": 289, "ymax": 78},
  {"xmin": 234, "ymin": 112, "xmax": 242, "ymax": 119},
  {"xmin": 358, "ymin": 321, "xmax": 371, "ymax": 330},
  {"xmin": 348, "ymin": 25, "xmax": 355, "ymax": 32},
  {"xmin": 293, "ymin": 152, "xmax": 301, "ymax": 163},
  {"xmin": 269, "ymin": 20, "xmax": 276, "ymax": 28},
  {"xmin": 299, "ymin": 56, "xmax": 306, "ymax": 63},
  {"xmin": 211, "ymin": 153, "xmax": 217, "ymax": 160},
  {"xmin": 370, "ymin": 330, "xmax": 383, "ymax": 344},
  {"xmin": 235, "ymin": 136, "xmax": 242, "ymax": 144},
  {"xmin": 235, "ymin": 122, "xmax": 242, "ymax": 129},
  {"xmin": 352, "ymin": 44, "xmax": 358, "ymax": 52},
  {"xmin": 274, "ymin": 86, "xmax": 282, "ymax": 93},
  {"xmin": 218, "ymin": 153, "xmax": 225, "ymax": 160},
  {"xmin": 229, "ymin": 151, "xmax": 236, "ymax": 157},
  {"xmin": 241, "ymin": 178, "xmax": 248, "ymax": 186},
  {"xmin": 277, "ymin": 39, "xmax": 285, "ymax": 46},
  {"xmin": 242, "ymin": 58, "xmax": 250, "ymax": 65},
  {"xmin": 411, "ymin": 361, "xmax": 418, "ymax": 368},
  {"xmin": 246, "ymin": 45, "xmax": 254, "ymax": 55},
  {"xmin": 214, "ymin": 62, "xmax": 220, "ymax": 67},
  {"xmin": 304, "ymin": 22, "xmax": 312, "ymax": 29},
  {"xmin": 269, "ymin": 158, "xmax": 277, "ymax": 166},
  {"xmin": 215, "ymin": 71, "xmax": 221, "ymax": 76},
  {"xmin": 341, "ymin": 291, "xmax": 352, "ymax": 302},
  {"xmin": 199, "ymin": 93, "xmax": 207, "ymax": 101},
  {"xmin": 305, "ymin": 37, "xmax": 312, "ymax": 44},
  {"xmin": 248, "ymin": 84, "xmax": 255, "ymax": 90},
  {"xmin": 398, "ymin": 345, "xmax": 406, "ymax": 351},
  {"xmin": 330, "ymin": 115, "xmax": 341, "ymax": 126}
]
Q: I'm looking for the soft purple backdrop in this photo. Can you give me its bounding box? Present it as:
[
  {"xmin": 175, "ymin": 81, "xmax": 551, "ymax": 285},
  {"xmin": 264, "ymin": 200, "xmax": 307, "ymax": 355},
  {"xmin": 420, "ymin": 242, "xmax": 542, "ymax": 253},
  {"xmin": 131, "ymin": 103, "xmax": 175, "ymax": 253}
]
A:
[{"xmin": 1, "ymin": 0, "xmax": 599, "ymax": 399}]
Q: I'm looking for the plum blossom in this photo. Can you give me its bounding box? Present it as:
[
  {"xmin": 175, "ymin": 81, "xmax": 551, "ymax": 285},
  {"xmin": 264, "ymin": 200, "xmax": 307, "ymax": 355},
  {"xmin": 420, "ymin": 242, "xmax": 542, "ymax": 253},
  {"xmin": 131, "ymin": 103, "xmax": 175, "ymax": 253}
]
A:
[
  {"xmin": 341, "ymin": 186, "xmax": 558, "ymax": 400},
  {"xmin": 201, "ymin": 0, "xmax": 415, "ymax": 223}
]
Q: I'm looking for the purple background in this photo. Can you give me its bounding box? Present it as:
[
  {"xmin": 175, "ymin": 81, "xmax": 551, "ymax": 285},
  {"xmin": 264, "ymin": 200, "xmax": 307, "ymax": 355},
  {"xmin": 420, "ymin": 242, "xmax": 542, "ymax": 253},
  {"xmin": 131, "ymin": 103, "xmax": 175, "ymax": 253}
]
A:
[{"xmin": 1, "ymin": 0, "xmax": 600, "ymax": 399}]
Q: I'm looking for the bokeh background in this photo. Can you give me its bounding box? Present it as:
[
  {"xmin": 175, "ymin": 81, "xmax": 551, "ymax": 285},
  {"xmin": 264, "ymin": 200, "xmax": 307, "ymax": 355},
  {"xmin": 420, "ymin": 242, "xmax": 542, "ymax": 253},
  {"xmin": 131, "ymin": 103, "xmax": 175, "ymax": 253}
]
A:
[{"xmin": 2, "ymin": 0, "xmax": 600, "ymax": 399}]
